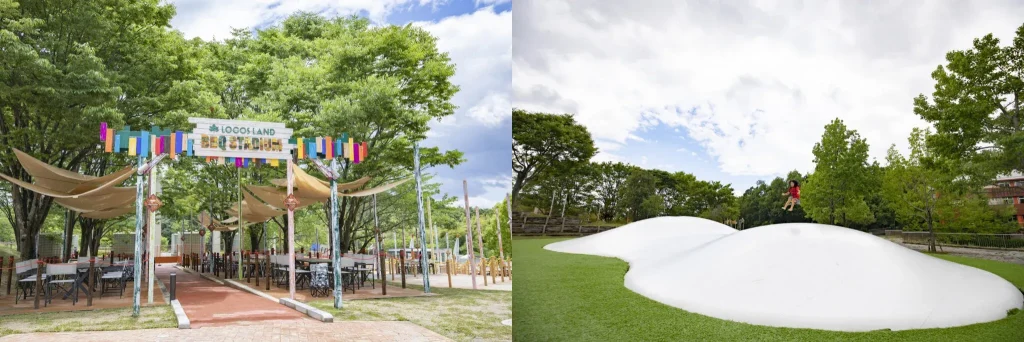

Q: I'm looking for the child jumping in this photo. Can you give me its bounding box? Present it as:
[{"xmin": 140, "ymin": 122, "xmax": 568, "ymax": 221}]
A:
[{"xmin": 782, "ymin": 180, "xmax": 800, "ymax": 211}]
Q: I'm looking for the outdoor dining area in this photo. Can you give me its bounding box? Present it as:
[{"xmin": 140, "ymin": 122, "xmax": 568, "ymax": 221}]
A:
[
  {"xmin": 0, "ymin": 254, "xmax": 162, "ymax": 314},
  {"xmin": 180, "ymin": 248, "xmax": 433, "ymax": 302}
]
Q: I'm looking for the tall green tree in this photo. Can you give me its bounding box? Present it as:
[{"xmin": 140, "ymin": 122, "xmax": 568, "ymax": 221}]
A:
[
  {"xmin": 201, "ymin": 13, "xmax": 463, "ymax": 253},
  {"xmin": 802, "ymin": 119, "xmax": 875, "ymax": 226},
  {"xmin": 511, "ymin": 109, "xmax": 596, "ymax": 210},
  {"xmin": 617, "ymin": 170, "xmax": 661, "ymax": 221},
  {"xmin": 882, "ymin": 129, "xmax": 949, "ymax": 252},
  {"xmin": 913, "ymin": 24, "xmax": 1024, "ymax": 180},
  {"xmin": 0, "ymin": 0, "xmax": 210, "ymax": 259}
]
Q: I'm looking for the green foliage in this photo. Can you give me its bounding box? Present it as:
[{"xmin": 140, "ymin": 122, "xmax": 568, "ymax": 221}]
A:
[
  {"xmin": 738, "ymin": 172, "xmax": 813, "ymax": 228},
  {"xmin": 913, "ymin": 23, "xmax": 1024, "ymax": 179},
  {"xmin": 883, "ymin": 129, "xmax": 1015, "ymax": 239},
  {"xmin": 511, "ymin": 109, "xmax": 597, "ymax": 209},
  {"xmin": 0, "ymin": 0, "xmax": 213, "ymax": 258},
  {"xmin": 802, "ymin": 118, "xmax": 875, "ymax": 226}
]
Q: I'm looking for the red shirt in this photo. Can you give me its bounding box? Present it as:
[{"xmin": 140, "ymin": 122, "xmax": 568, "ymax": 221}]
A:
[{"xmin": 789, "ymin": 186, "xmax": 800, "ymax": 199}]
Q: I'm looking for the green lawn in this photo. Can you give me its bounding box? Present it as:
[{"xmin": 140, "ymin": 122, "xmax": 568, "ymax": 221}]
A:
[
  {"xmin": 0, "ymin": 306, "xmax": 176, "ymax": 337},
  {"xmin": 311, "ymin": 283, "xmax": 511, "ymax": 342},
  {"xmin": 513, "ymin": 237, "xmax": 1024, "ymax": 342}
]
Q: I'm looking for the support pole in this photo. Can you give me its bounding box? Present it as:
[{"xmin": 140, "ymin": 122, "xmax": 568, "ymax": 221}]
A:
[
  {"xmin": 329, "ymin": 159, "xmax": 343, "ymax": 308},
  {"xmin": 475, "ymin": 207, "xmax": 486, "ymax": 286},
  {"xmin": 426, "ymin": 197, "xmax": 433, "ymax": 271},
  {"xmin": 132, "ymin": 155, "xmax": 145, "ymax": 317},
  {"xmin": 238, "ymin": 167, "xmax": 243, "ymax": 280},
  {"xmin": 287, "ymin": 160, "xmax": 296, "ymax": 300},
  {"xmin": 462, "ymin": 180, "xmax": 477, "ymax": 289},
  {"xmin": 413, "ymin": 143, "xmax": 431, "ymax": 293},
  {"xmin": 148, "ymin": 165, "xmax": 158, "ymax": 304},
  {"xmin": 495, "ymin": 211, "xmax": 505, "ymax": 281},
  {"xmin": 374, "ymin": 194, "xmax": 386, "ymax": 296},
  {"xmin": 401, "ymin": 226, "xmax": 406, "ymax": 288}
]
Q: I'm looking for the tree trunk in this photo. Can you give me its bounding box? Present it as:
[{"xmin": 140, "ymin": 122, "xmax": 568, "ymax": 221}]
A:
[
  {"xmin": 11, "ymin": 185, "xmax": 54, "ymax": 260},
  {"xmin": 926, "ymin": 208, "xmax": 936, "ymax": 253},
  {"xmin": 511, "ymin": 171, "xmax": 529, "ymax": 211},
  {"xmin": 222, "ymin": 231, "xmax": 236, "ymax": 255},
  {"xmin": 62, "ymin": 209, "xmax": 76, "ymax": 260},
  {"xmin": 248, "ymin": 224, "xmax": 261, "ymax": 252}
]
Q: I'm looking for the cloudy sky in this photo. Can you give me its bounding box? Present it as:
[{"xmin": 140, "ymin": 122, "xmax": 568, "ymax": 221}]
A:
[
  {"xmin": 167, "ymin": 0, "xmax": 512, "ymax": 207},
  {"xmin": 513, "ymin": 0, "xmax": 1024, "ymax": 194}
]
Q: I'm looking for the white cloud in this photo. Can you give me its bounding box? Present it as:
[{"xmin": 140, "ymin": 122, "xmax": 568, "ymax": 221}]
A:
[
  {"xmin": 475, "ymin": 0, "xmax": 510, "ymax": 6},
  {"xmin": 418, "ymin": 7, "xmax": 512, "ymax": 127},
  {"xmin": 168, "ymin": 0, "xmax": 449, "ymax": 41},
  {"xmin": 465, "ymin": 175, "xmax": 513, "ymax": 208},
  {"xmin": 676, "ymin": 147, "xmax": 688, "ymax": 152},
  {"xmin": 513, "ymin": 0, "xmax": 1024, "ymax": 178}
]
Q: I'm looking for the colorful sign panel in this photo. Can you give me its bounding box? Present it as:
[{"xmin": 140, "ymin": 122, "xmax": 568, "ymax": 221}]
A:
[
  {"xmin": 187, "ymin": 118, "xmax": 294, "ymax": 160},
  {"xmin": 99, "ymin": 118, "xmax": 368, "ymax": 167}
]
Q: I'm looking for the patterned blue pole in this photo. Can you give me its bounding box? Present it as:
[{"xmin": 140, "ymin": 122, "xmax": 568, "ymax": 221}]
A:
[
  {"xmin": 413, "ymin": 143, "xmax": 430, "ymax": 293},
  {"xmin": 330, "ymin": 159, "xmax": 343, "ymax": 308},
  {"xmin": 132, "ymin": 155, "xmax": 145, "ymax": 317}
]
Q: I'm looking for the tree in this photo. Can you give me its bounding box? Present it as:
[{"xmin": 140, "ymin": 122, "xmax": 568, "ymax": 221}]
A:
[
  {"xmin": 617, "ymin": 170, "xmax": 660, "ymax": 221},
  {"xmin": 512, "ymin": 109, "xmax": 596, "ymax": 210},
  {"xmin": 882, "ymin": 129, "xmax": 949, "ymax": 252},
  {"xmin": 913, "ymin": 24, "xmax": 1024, "ymax": 180},
  {"xmin": 593, "ymin": 162, "xmax": 636, "ymax": 221},
  {"xmin": 802, "ymin": 119, "xmax": 875, "ymax": 226},
  {"xmin": 0, "ymin": 0, "xmax": 210, "ymax": 259}
]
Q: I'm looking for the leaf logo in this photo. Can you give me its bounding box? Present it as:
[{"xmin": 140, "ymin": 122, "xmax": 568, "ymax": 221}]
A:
[{"xmin": 209, "ymin": 124, "xmax": 219, "ymax": 133}]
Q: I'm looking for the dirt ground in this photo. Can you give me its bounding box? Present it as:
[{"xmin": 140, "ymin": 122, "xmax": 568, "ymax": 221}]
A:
[{"xmin": 902, "ymin": 243, "xmax": 1024, "ymax": 265}]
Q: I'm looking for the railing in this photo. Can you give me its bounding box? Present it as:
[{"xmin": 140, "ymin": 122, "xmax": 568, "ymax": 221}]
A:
[{"xmin": 893, "ymin": 231, "xmax": 1024, "ymax": 250}]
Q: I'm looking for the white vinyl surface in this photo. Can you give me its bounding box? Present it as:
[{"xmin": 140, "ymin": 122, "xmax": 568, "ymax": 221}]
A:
[{"xmin": 546, "ymin": 218, "xmax": 1024, "ymax": 332}]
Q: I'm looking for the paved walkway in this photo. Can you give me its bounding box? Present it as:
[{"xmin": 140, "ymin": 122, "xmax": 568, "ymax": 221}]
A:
[
  {"xmin": 154, "ymin": 265, "xmax": 305, "ymax": 327},
  {"xmin": 0, "ymin": 320, "xmax": 451, "ymax": 341}
]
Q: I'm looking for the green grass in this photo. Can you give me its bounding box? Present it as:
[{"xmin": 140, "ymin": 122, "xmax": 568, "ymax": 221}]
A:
[
  {"xmin": 0, "ymin": 306, "xmax": 177, "ymax": 337},
  {"xmin": 311, "ymin": 283, "xmax": 511, "ymax": 342},
  {"xmin": 513, "ymin": 237, "xmax": 1024, "ymax": 342}
]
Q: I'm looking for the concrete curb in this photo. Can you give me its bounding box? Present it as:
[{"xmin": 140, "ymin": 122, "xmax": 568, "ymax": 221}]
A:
[
  {"xmin": 170, "ymin": 299, "xmax": 191, "ymax": 329},
  {"xmin": 221, "ymin": 278, "xmax": 280, "ymax": 303},
  {"xmin": 280, "ymin": 297, "xmax": 334, "ymax": 323}
]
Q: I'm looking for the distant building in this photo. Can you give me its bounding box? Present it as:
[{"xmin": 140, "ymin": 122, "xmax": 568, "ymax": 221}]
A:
[{"xmin": 984, "ymin": 172, "xmax": 1024, "ymax": 228}]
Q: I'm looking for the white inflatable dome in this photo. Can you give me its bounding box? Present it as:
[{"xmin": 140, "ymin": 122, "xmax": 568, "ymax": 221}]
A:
[
  {"xmin": 546, "ymin": 218, "xmax": 1024, "ymax": 332},
  {"xmin": 544, "ymin": 216, "xmax": 737, "ymax": 263}
]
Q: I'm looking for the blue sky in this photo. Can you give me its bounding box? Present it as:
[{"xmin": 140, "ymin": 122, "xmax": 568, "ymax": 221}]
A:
[
  {"xmin": 514, "ymin": 0, "xmax": 1024, "ymax": 195},
  {"xmin": 168, "ymin": 0, "xmax": 512, "ymax": 207}
]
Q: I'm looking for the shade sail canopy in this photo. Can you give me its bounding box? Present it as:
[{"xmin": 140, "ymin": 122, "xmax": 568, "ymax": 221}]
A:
[
  {"xmin": 80, "ymin": 205, "xmax": 135, "ymax": 219},
  {"xmin": 0, "ymin": 148, "xmax": 136, "ymax": 200},
  {"xmin": 53, "ymin": 187, "xmax": 136, "ymax": 213},
  {"xmin": 269, "ymin": 176, "xmax": 371, "ymax": 192},
  {"xmin": 246, "ymin": 185, "xmax": 319, "ymax": 210},
  {"xmin": 338, "ymin": 177, "xmax": 410, "ymax": 197}
]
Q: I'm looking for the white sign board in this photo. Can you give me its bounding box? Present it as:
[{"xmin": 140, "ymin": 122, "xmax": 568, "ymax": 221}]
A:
[{"xmin": 187, "ymin": 118, "xmax": 295, "ymax": 160}]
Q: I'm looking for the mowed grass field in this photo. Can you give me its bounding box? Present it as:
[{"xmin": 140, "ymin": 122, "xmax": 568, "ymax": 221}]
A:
[{"xmin": 512, "ymin": 237, "xmax": 1024, "ymax": 342}]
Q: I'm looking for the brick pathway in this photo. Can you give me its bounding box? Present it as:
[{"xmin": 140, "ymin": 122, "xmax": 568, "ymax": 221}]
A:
[
  {"xmin": 154, "ymin": 265, "xmax": 305, "ymax": 327},
  {"xmin": 0, "ymin": 320, "xmax": 451, "ymax": 342}
]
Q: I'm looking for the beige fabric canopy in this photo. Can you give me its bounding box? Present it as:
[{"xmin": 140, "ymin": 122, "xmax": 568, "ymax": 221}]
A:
[
  {"xmin": 53, "ymin": 187, "xmax": 135, "ymax": 213},
  {"xmin": 80, "ymin": 205, "xmax": 135, "ymax": 219},
  {"xmin": 246, "ymin": 185, "xmax": 319, "ymax": 210},
  {"xmin": 339, "ymin": 177, "xmax": 410, "ymax": 197},
  {"xmin": 0, "ymin": 148, "xmax": 135, "ymax": 199},
  {"xmin": 269, "ymin": 176, "xmax": 371, "ymax": 192}
]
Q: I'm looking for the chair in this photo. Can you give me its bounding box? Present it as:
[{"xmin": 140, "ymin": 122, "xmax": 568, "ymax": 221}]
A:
[
  {"xmin": 14, "ymin": 259, "xmax": 41, "ymax": 304},
  {"xmin": 44, "ymin": 263, "xmax": 78, "ymax": 306},
  {"xmin": 101, "ymin": 262, "xmax": 131, "ymax": 297},
  {"xmin": 309, "ymin": 263, "xmax": 330, "ymax": 297}
]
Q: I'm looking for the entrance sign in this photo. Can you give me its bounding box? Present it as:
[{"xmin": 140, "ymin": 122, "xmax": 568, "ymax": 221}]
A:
[
  {"xmin": 188, "ymin": 118, "xmax": 294, "ymax": 160},
  {"xmin": 99, "ymin": 118, "xmax": 368, "ymax": 166}
]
